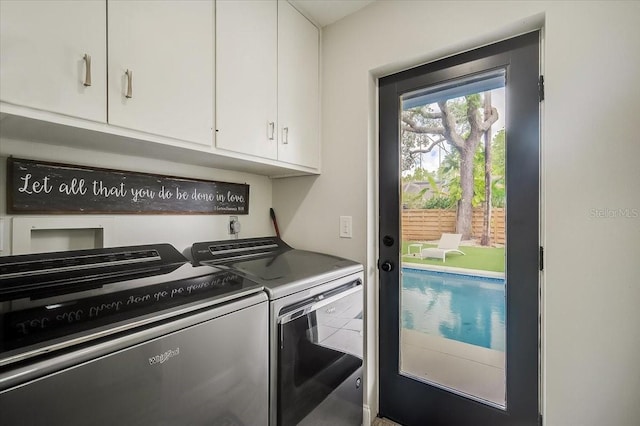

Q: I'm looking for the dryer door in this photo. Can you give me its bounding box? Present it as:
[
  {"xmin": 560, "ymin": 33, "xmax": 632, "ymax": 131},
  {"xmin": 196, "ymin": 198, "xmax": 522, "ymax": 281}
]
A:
[{"xmin": 277, "ymin": 283, "xmax": 363, "ymax": 426}]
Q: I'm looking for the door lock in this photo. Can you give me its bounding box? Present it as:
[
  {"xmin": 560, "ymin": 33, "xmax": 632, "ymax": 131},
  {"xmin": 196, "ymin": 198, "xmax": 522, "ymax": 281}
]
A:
[{"xmin": 380, "ymin": 261, "xmax": 394, "ymax": 272}]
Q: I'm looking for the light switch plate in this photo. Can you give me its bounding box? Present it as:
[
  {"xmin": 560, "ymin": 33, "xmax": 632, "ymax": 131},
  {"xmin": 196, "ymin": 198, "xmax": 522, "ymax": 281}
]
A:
[{"xmin": 339, "ymin": 216, "xmax": 352, "ymax": 238}]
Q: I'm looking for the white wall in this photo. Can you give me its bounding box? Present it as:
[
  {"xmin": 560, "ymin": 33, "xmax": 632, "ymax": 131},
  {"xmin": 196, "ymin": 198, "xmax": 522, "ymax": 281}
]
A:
[
  {"xmin": 273, "ymin": 1, "xmax": 640, "ymax": 425},
  {"xmin": 0, "ymin": 138, "xmax": 274, "ymax": 256}
]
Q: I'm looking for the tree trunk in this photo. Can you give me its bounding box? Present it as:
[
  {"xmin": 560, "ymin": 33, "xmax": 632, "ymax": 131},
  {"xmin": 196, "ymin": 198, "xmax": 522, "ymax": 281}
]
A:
[
  {"xmin": 404, "ymin": 96, "xmax": 498, "ymax": 242},
  {"xmin": 457, "ymin": 147, "xmax": 474, "ymax": 239},
  {"xmin": 481, "ymin": 92, "xmax": 492, "ymax": 246}
]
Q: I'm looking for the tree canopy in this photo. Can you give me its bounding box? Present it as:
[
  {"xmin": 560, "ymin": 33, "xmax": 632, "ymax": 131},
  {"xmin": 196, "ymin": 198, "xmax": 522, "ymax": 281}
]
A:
[{"xmin": 401, "ymin": 93, "xmax": 504, "ymax": 240}]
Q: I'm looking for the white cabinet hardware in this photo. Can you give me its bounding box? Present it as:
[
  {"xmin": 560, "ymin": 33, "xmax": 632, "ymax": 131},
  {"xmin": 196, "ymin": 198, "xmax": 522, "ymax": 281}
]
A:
[
  {"xmin": 125, "ymin": 69, "xmax": 133, "ymax": 98},
  {"xmin": 83, "ymin": 54, "xmax": 92, "ymax": 87}
]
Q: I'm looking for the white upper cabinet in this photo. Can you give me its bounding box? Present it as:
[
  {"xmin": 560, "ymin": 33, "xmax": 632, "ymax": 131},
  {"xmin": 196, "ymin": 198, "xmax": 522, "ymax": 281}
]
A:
[
  {"xmin": 0, "ymin": 0, "xmax": 107, "ymax": 122},
  {"xmin": 107, "ymin": 1, "xmax": 214, "ymax": 146},
  {"xmin": 216, "ymin": 0, "xmax": 320, "ymax": 170},
  {"xmin": 215, "ymin": 0, "xmax": 278, "ymax": 160},
  {"xmin": 278, "ymin": 1, "xmax": 320, "ymax": 169},
  {"xmin": 0, "ymin": 0, "xmax": 318, "ymax": 176}
]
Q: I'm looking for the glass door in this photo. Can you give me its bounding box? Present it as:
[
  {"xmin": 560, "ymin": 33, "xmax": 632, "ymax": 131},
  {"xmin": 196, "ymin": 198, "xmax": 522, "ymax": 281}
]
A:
[{"xmin": 379, "ymin": 31, "xmax": 540, "ymax": 425}]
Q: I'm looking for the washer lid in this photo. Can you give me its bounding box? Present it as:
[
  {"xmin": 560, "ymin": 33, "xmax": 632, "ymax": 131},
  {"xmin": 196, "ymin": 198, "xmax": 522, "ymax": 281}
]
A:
[
  {"xmin": 190, "ymin": 237, "xmax": 362, "ymax": 299},
  {"xmin": 229, "ymin": 249, "xmax": 361, "ymax": 294},
  {"xmin": 0, "ymin": 260, "xmax": 264, "ymax": 367}
]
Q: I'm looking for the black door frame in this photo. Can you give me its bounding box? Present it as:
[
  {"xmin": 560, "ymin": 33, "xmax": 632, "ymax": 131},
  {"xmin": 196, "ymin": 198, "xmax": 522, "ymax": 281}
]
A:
[{"xmin": 378, "ymin": 31, "xmax": 540, "ymax": 425}]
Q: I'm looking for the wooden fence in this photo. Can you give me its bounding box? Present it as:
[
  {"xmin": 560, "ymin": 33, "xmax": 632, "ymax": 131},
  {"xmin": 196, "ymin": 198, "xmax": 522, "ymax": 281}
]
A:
[{"xmin": 402, "ymin": 208, "xmax": 505, "ymax": 244}]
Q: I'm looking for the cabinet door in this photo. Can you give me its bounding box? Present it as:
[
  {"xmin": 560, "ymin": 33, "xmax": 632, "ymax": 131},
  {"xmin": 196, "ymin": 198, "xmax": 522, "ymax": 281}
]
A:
[
  {"xmin": 0, "ymin": 0, "xmax": 106, "ymax": 122},
  {"xmin": 277, "ymin": 1, "xmax": 320, "ymax": 169},
  {"xmin": 108, "ymin": 1, "xmax": 214, "ymax": 146},
  {"xmin": 215, "ymin": 0, "xmax": 278, "ymax": 160}
]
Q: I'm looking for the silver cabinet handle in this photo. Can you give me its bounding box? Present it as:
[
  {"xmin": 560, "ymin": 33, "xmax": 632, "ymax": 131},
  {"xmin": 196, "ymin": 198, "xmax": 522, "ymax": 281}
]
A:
[
  {"xmin": 125, "ymin": 69, "xmax": 133, "ymax": 98},
  {"xmin": 83, "ymin": 54, "xmax": 92, "ymax": 87},
  {"xmin": 282, "ymin": 127, "xmax": 289, "ymax": 144},
  {"xmin": 268, "ymin": 122, "xmax": 275, "ymax": 140}
]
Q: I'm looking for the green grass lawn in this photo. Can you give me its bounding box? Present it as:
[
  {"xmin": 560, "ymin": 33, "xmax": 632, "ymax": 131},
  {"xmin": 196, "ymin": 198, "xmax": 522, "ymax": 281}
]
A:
[{"xmin": 402, "ymin": 241, "xmax": 505, "ymax": 273}]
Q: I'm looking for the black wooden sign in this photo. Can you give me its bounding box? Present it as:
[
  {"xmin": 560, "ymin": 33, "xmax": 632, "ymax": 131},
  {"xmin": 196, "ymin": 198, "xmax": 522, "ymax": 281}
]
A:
[{"xmin": 7, "ymin": 157, "xmax": 249, "ymax": 215}]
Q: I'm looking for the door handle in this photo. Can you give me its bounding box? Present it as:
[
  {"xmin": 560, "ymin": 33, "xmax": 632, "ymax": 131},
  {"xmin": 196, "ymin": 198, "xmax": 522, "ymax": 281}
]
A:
[
  {"xmin": 380, "ymin": 261, "xmax": 394, "ymax": 272},
  {"xmin": 278, "ymin": 284, "xmax": 362, "ymax": 325},
  {"xmin": 268, "ymin": 122, "xmax": 275, "ymax": 140},
  {"xmin": 83, "ymin": 54, "xmax": 92, "ymax": 87},
  {"xmin": 125, "ymin": 69, "xmax": 133, "ymax": 98}
]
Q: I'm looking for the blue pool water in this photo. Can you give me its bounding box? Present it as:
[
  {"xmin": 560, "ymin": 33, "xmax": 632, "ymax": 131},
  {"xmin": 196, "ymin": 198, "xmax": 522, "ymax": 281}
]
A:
[{"xmin": 402, "ymin": 268, "xmax": 505, "ymax": 351}]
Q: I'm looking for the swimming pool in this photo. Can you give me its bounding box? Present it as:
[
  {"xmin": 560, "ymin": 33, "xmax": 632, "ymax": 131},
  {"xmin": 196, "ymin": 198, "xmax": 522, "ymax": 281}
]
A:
[{"xmin": 402, "ymin": 268, "xmax": 505, "ymax": 351}]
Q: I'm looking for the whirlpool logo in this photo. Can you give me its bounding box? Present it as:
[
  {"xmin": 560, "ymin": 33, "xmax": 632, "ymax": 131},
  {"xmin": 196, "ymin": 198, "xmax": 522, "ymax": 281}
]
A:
[{"xmin": 148, "ymin": 347, "xmax": 180, "ymax": 366}]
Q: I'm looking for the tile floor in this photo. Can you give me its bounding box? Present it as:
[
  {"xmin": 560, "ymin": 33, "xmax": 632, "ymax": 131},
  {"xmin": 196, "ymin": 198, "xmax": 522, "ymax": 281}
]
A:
[{"xmin": 372, "ymin": 417, "xmax": 402, "ymax": 426}]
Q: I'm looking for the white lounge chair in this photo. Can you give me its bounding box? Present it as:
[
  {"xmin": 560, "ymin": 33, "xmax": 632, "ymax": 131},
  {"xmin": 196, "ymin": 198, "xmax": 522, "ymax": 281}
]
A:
[{"xmin": 421, "ymin": 233, "xmax": 466, "ymax": 262}]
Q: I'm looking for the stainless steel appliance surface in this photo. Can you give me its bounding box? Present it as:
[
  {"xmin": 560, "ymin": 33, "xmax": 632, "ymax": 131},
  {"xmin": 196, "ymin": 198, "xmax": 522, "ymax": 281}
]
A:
[
  {"xmin": 0, "ymin": 244, "xmax": 269, "ymax": 426},
  {"xmin": 191, "ymin": 237, "xmax": 365, "ymax": 426}
]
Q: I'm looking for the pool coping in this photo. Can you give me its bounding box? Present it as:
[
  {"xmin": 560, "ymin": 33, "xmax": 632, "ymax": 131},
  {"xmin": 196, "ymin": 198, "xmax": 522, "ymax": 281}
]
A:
[{"xmin": 401, "ymin": 262, "xmax": 505, "ymax": 279}]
